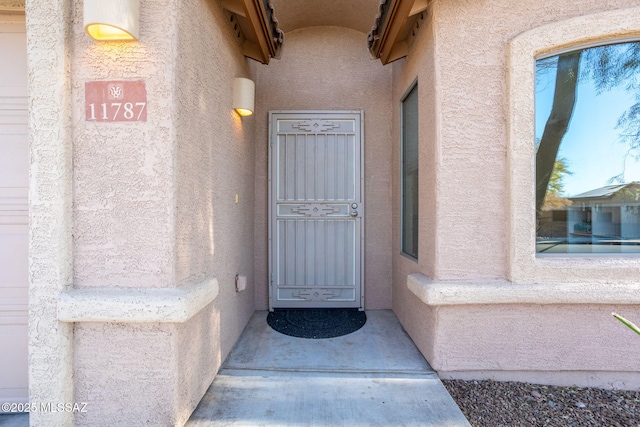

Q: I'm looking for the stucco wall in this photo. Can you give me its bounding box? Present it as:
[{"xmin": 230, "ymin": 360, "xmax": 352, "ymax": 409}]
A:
[
  {"xmin": 26, "ymin": 0, "xmax": 74, "ymax": 425},
  {"xmin": 433, "ymin": 0, "xmax": 640, "ymax": 280},
  {"xmin": 74, "ymin": 322, "xmax": 175, "ymax": 425},
  {"xmin": 253, "ymin": 26, "xmax": 393, "ymax": 310},
  {"xmin": 173, "ymin": 0, "xmax": 255, "ymax": 417},
  {"xmin": 72, "ymin": 0, "xmax": 176, "ymax": 290},
  {"xmin": 69, "ymin": 0, "xmax": 181, "ymax": 423},
  {"xmin": 73, "ymin": 305, "xmax": 221, "ymax": 426},
  {"xmin": 391, "ymin": 7, "xmax": 439, "ymax": 354},
  {"xmin": 434, "ymin": 304, "xmax": 639, "ymax": 373},
  {"xmin": 67, "ymin": 0, "xmax": 255, "ymax": 424},
  {"xmin": 174, "ymin": 0, "xmax": 256, "ymax": 352},
  {"xmin": 392, "ymin": 0, "xmax": 640, "ymax": 388}
]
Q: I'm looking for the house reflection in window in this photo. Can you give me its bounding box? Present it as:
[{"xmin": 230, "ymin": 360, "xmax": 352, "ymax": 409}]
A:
[{"xmin": 535, "ymin": 40, "xmax": 640, "ymax": 254}]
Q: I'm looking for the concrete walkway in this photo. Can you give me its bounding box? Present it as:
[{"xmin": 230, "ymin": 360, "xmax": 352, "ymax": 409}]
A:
[{"xmin": 186, "ymin": 310, "xmax": 470, "ymax": 426}]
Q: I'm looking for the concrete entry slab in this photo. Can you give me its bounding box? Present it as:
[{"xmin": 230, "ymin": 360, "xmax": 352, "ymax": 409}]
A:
[
  {"xmin": 188, "ymin": 370, "xmax": 466, "ymax": 426},
  {"xmin": 225, "ymin": 310, "xmax": 433, "ymax": 373},
  {"xmin": 187, "ymin": 310, "xmax": 470, "ymax": 426}
]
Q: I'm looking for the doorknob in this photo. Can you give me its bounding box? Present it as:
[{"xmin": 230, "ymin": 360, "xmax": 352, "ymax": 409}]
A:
[{"xmin": 350, "ymin": 210, "xmax": 358, "ymax": 217}]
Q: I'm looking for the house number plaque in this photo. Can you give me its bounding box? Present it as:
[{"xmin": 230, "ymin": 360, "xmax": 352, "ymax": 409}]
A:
[{"xmin": 85, "ymin": 80, "xmax": 147, "ymax": 122}]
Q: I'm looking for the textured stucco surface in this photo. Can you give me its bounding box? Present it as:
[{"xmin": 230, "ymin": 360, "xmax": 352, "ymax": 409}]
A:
[
  {"xmin": 432, "ymin": 0, "xmax": 640, "ymax": 281},
  {"xmin": 69, "ymin": 0, "xmax": 183, "ymax": 423},
  {"xmin": 57, "ymin": 278, "xmax": 218, "ymax": 323},
  {"xmin": 65, "ymin": 0, "xmax": 256, "ymax": 424},
  {"xmin": 407, "ymin": 273, "xmax": 640, "ymax": 306},
  {"xmin": 74, "ymin": 322, "xmax": 175, "ymax": 425},
  {"xmin": 174, "ymin": 0, "xmax": 256, "ymax": 364},
  {"xmin": 391, "ymin": 0, "xmax": 640, "ymax": 389},
  {"xmin": 391, "ymin": 6, "xmax": 439, "ymax": 364},
  {"xmin": 74, "ymin": 307, "xmax": 221, "ymax": 427},
  {"xmin": 71, "ymin": 0, "xmax": 177, "ymax": 290},
  {"xmin": 433, "ymin": 304, "xmax": 640, "ymax": 390},
  {"xmin": 173, "ymin": 305, "xmax": 222, "ymax": 426},
  {"xmin": 173, "ymin": 0, "xmax": 255, "ymax": 421},
  {"xmin": 253, "ymin": 26, "xmax": 393, "ymax": 310},
  {"xmin": 26, "ymin": 0, "xmax": 74, "ymax": 425}
]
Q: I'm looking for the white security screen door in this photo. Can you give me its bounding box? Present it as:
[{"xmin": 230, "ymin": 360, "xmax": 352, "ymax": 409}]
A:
[
  {"xmin": 0, "ymin": 15, "xmax": 29, "ymax": 406},
  {"xmin": 269, "ymin": 111, "xmax": 364, "ymax": 309}
]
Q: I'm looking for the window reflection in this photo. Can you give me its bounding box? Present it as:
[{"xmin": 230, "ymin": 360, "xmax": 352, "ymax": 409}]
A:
[{"xmin": 535, "ymin": 41, "xmax": 640, "ymax": 253}]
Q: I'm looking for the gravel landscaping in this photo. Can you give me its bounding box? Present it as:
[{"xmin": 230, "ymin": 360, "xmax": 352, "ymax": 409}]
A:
[{"xmin": 442, "ymin": 380, "xmax": 640, "ymax": 427}]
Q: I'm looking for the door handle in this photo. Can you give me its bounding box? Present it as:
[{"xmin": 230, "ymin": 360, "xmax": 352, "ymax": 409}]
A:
[{"xmin": 350, "ymin": 210, "xmax": 358, "ymax": 217}]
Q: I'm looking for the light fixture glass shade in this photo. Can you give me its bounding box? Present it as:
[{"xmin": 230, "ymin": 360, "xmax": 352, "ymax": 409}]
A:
[
  {"xmin": 233, "ymin": 77, "xmax": 255, "ymax": 116},
  {"xmin": 84, "ymin": 0, "xmax": 140, "ymax": 41}
]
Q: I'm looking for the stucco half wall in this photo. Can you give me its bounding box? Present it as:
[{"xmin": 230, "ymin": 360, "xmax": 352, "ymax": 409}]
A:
[{"xmin": 392, "ymin": 1, "xmax": 640, "ymax": 390}]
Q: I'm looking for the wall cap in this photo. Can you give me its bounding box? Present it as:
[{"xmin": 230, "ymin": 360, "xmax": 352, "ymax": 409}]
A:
[
  {"xmin": 58, "ymin": 278, "xmax": 218, "ymax": 323},
  {"xmin": 407, "ymin": 273, "xmax": 640, "ymax": 305}
]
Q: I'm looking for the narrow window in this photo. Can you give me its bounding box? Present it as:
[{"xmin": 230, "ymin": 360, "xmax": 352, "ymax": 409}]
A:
[
  {"xmin": 535, "ymin": 40, "xmax": 640, "ymax": 254},
  {"xmin": 402, "ymin": 83, "xmax": 419, "ymax": 258}
]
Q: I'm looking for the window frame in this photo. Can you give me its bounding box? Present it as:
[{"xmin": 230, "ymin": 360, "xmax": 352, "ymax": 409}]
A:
[
  {"xmin": 508, "ymin": 7, "xmax": 640, "ymax": 283},
  {"xmin": 400, "ymin": 81, "xmax": 419, "ymax": 260},
  {"xmin": 533, "ymin": 40, "xmax": 640, "ymax": 256}
]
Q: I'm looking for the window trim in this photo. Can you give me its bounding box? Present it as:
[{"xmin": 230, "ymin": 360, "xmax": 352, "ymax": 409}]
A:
[
  {"xmin": 400, "ymin": 80, "xmax": 419, "ymax": 260},
  {"xmin": 534, "ymin": 41, "xmax": 640, "ymax": 256},
  {"xmin": 508, "ymin": 7, "xmax": 640, "ymax": 283}
]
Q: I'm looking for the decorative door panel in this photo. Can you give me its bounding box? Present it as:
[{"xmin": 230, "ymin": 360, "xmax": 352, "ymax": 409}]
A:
[{"xmin": 270, "ymin": 111, "xmax": 363, "ymax": 309}]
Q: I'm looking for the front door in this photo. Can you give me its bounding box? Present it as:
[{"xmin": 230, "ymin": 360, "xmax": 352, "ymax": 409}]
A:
[
  {"xmin": 0, "ymin": 14, "xmax": 29, "ymax": 406},
  {"xmin": 269, "ymin": 111, "xmax": 363, "ymax": 309}
]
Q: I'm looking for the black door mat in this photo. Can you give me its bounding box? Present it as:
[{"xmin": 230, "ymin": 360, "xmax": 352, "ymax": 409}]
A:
[{"xmin": 267, "ymin": 308, "xmax": 367, "ymax": 339}]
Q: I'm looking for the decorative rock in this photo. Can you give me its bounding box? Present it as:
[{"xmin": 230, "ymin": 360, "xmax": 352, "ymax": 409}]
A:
[{"xmin": 442, "ymin": 379, "xmax": 640, "ymax": 426}]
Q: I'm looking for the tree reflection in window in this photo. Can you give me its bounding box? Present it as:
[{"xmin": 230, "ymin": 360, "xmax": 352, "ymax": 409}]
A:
[{"xmin": 535, "ymin": 41, "xmax": 640, "ymax": 253}]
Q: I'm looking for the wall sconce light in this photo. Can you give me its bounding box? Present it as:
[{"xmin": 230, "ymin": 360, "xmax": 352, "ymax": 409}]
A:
[
  {"xmin": 84, "ymin": 0, "xmax": 140, "ymax": 41},
  {"xmin": 233, "ymin": 77, "xmax": 255, "ymax": 117}
]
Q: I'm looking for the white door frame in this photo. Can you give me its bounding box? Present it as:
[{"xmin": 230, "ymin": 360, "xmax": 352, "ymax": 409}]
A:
[{"xmin": 268, "ymin": 110, "xmax": 364, "ymax": 310}]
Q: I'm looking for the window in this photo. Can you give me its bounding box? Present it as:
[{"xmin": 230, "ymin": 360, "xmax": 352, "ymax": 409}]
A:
[
  {"xmin": 509, "ymin": 8, "xmax": 640, "ymax": 284},
  {"xmin": 401, "ymin": 83, "xmax": 419, "ymax": 258},
  {"xmin": 535, "ymin": 41, "xmax": 640, "ymax": 254}
]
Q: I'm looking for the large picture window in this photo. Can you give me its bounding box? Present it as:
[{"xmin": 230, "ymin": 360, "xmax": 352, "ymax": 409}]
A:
[
  {"xmin": 401, "ymin": 83, "xmax": 419, "ymax": 258},
  {"xmin": 535, "ymin": 40, "xmax": 640, "ymax": 254}
]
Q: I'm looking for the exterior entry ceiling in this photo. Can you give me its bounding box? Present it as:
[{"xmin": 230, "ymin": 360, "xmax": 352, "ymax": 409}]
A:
[
  {"xmin": 268, "ymin": 0, "xmax": 382, "ymax": 34},
  {"xmin": 221, "ymin": 0, "xmax": 426, "ymax": 65}
]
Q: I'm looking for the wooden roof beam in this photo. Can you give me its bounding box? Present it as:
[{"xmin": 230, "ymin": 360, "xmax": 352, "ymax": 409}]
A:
[
  {"xmin": 368, "ymin": 0, "xmax": 429, "ymax": 65},
  {"xmin": 222, "ymin": 0, "xmax": 284, "ymax": 64}
]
